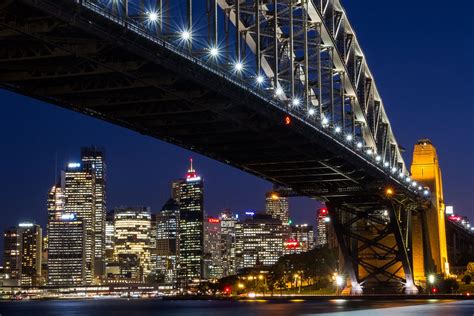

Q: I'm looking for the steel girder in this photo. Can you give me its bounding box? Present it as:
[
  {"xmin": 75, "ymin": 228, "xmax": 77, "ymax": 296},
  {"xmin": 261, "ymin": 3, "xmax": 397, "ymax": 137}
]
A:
[{"xmin": 327, "ymin": 194, "xmax": 419, "ymax": 294}]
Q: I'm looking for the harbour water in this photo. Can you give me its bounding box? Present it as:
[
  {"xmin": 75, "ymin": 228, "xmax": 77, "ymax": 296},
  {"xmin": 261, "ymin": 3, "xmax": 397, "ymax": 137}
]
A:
[{"xmin": 0, "ymin": 298, "xmax": 473, "ymax": 316}]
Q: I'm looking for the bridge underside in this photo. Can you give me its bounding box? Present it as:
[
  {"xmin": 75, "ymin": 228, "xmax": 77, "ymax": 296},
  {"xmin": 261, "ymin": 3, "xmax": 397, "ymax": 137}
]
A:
[{"xmin": 0, "ymin": 0, "xmax": 427, "ymax": 293}]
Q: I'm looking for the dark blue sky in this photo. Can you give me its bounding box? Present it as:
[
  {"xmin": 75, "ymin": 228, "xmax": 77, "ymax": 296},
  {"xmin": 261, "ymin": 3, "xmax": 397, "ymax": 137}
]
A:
[{"xmin": 0, "ymin": 0, "xmax": 473, "ymax": 256}]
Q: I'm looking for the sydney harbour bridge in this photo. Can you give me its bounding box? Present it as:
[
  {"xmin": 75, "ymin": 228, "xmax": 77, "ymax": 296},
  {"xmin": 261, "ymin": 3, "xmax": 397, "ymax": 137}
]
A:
[{"xmin": 0, "ymin": 0, "xmax": 449, "ymax": 293}]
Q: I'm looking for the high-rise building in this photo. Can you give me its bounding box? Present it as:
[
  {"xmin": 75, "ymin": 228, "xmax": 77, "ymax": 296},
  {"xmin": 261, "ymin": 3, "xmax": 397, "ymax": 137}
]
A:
[
  {"xmin": 48, "ymin": 214, "xmax": 86, "ymax": 286},
  {"xmin": 156, "ymin": 198, "xmax": 179, "ymax": 287},
  {"xmin": 81, "ymin": 147, "xmax": 106, "ymax": 277},
  {"xmin": 47, "ymin": 183, "xmax": 65, "ymax": 221},
  {"xmin": 64, "ymin": 161, "xmax": 96, "ymax": 284},
  {"xmin": 219, "ymin": 209, "xmax": 238, "ymax": 277},
  {"xmin": 176, "ymin": 159, "xmax": 204, "ymax": 289},
  {"xmin": 265, "ymin": 191, "xmax": 289, "ymax": 227},
  {"xmin": 235, "ymin": 214, "xmax": 284, "ymax": 270},
  {"xmin": 18, "ymin": 223, "xmax": 42, "ymax": 286},
  {"xmin": 204, "ymin": 217, "xmax": 223, "ymax": 279},
  {"xmin": 3, "ymin": 227, "xmax": 21, "ymax": 281},
  {"xmin": 284, "ymin": 224, "xmax": 314, "ymax": 255},
  {"xmin": 316, "ymin": 207, "xmax": 330, "ymax": 247},
  {"xmin": 105, "ymin": 210, "xmax": 115, "ymax": 264},
  {"xmin": 113, "ymin": 207, "xmax": 152, "ymax": 282}
]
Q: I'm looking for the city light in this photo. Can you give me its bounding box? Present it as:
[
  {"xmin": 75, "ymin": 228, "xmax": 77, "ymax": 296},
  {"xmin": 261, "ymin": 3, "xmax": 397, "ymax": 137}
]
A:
[
  {"xmin": 385, "ymin": 188, "xmax": 394, "ymax": 196},
  {"xmin": 256, "ymin": 75, "xmax": 264, "ymax": 84},
  {"xmin": 334, "ymin": 126, "xmax": 341, "ymax": 133},
  {"xmin": 68, "ymin": 162, "xmax": 81, "ymax": 168},
  {"xmin": 18, "ymin": 222, "xmax": 34, "ymax": 228},
  {"xmin": 181, "ymin": 30, "xmax": 191, "ymax": 41},
  {"xmin": 292, "ymin": 98, "xmax": 300, "ymax": 107},
  {"xmin": 147, "ymin": 11, "xmax": 158, "ymax": 22},
  {"xmin": 345, "ymin": 134, "xmax": 353, "ymax": 141},
  {"xmin": 356, "ymin": 142, "xmax": 363, "ymax": 149},
  {"xmin": 375, "ymin": 155, "xmax": 381, "ymax": 162},
  {"xmin": 335, "ymin": 275, "xmax": 344, "ymax": 287},
  {"xmin": 308, "ymin": 108, "xmax": 316, "ymax": 116},
  {"xmin": 366, "ymin": 149, "xmax": 373, "ymax": 155},
  {"xmin": 209, "ymin": 47, "xmax": 219, "ymax": 57},
  {"xmin": 284, "ymin": 115, "xmax": 291, "ymax": 125},
  {"xmin": 384, "ymin": 162, "xmax": 389, "ymax": 167},
  {"xmin": 391, "ymin": 167, "xmax": 397, "ymax": 173},
  {"xmin": 322, "ymin": 117, "xmax": 329, "ymax": 125},
  {"xmin": 428, "ymin": 274, "xmax": 435, "ymax": 284},
  {"xmin": 234, "ymin": 61, "xmax": 244, "ymax": 72}
]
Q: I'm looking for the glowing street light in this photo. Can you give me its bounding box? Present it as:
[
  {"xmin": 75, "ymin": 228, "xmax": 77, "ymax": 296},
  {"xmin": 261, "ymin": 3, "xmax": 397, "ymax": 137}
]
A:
[
  {"xmin": 335, "ymin": 275, "xmax": 344, "ymax": 287},
  {"xmin": 428, "ymin": 274, "xmax": 435, "ymax": 284},
  {"xmin": 386, "ymin": 188, "xmax": 394, "ymax": 196}
]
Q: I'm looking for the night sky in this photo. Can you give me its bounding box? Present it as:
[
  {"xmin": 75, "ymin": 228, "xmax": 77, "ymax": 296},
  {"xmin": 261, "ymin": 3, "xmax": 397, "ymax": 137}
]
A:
[{"xmin": 0, "ymin": 0, "xmax": 473, "ymax": 258}]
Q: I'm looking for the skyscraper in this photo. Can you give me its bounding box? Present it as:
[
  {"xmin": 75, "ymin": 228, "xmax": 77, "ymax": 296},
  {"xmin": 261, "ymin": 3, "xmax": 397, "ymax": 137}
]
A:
[
  {"xmin": 3, "ymin": 227, "xmax": 21, "ymax": 282},
  {"xmin": 18, "ymin": 223, "xmax": 42, "ymax": 286},
  {"xmin": 156, "ymin": 198, "xmax": 179, "ymax": 287},
  {"xmin": 47, "ymin": 183, "xmax": 65, "ymax": 221},
  {"xmin": 64, "ymin": 161, "xmax": 96, "ymax": 284},
  {"xmin": 105, "ymin": 210, "xmax": 115, "ymax": 264},
  {"xmin": 219, "ymin": 209, "xmax": 238, "ymax": 277},
  {"xmin": 285, "ymin": 224, "xmax": 315, "ymax": 255},
  {"xmin": 204, "ymin": 217, "xmax": 223, "ymax": 279},
  {"xmin": 48, "ymin": 213, "xmax": 86, "ymax": 286},
  {"xmin": 235, "ymin": 214, "xmax": 284, "ymax": 270},
  {"xmin": 81, "ymin": 147, "xmax": 106, "ymax": 277},
  {"xmin": 176, "ymin": 159, "xmax": 204, "ymax": 289},
  {"xmin": 113, "ymin": 207, "xmax": 152, "ymax": 282},
  {"xmin": 316, "ymin": 207, "xmax": 330, "ymax": 247},
  {"xmin": 265, "ymin": 191, "xmax": 289, "ymax": 226}
]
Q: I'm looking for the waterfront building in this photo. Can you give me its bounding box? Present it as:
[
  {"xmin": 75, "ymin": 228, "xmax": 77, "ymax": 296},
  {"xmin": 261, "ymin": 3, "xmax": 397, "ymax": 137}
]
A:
[
  {"xmin": 105, "ymin": 210, "xmax": 115, "ymax": 264},
  {"xmin": 3, "ymin": 227, "xmax": 21, "ymax": 282},
  {"xmin": 113, "ymin": 207, "xmax": 152, "ymax": 282},
  {"xmin": 47, "ymin": 183, "xmax": 65, "ymax": 221},
  {"xmin": 204, "ymin": 217, "xmax": 223, "ymax": 279},
  {"xmin": 18, "ymin": 223, "xmax": 42, "ymax": 286},
  {"xmin": 81, "ymin": 147, "xmax": 107, "ymax": 277},
  {"xmin": 175, "ymin": 159, "xmax": 204, "ymax": 289},
  {"xmin": 48, "ymin": 214, "xmax": 86, "ymax": 286},
  {"xmin": 64, "ymin": 161, "xmax": 96, "ymax": 284},
  {"xmin": 235, "ymin": 214, "xmax": 284, "ymax": 270},
  {"xmin": 156, "ymin": 198, "xmax": 179, "ymax": 287}
]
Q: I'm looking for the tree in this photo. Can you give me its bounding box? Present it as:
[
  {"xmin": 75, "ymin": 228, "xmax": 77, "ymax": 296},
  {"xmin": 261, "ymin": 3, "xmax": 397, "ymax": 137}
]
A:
[
  {"xmin": 462, "ymin": 274, "xmax": 472, "ymax": 285},
  {"xmin": 439, "ymin": 278, "xmax": 459, "ymax": 294}
]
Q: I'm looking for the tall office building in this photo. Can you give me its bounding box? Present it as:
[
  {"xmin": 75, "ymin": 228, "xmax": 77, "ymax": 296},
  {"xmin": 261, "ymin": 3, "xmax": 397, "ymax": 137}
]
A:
[
  {"xmin": 18, "ymin": 223, "xmax": 42, "ymax": 286},
  {"xmin": 48, "ymin": 214, "xmax": 86, "ymax": 286},
  {"xmin": 265, "ymin": 191, "xmax": 289, "ymax": 226},
  {"xmin": 113, "ymin": 207, "xmax": 152, "ymax": 282},
  {"xmin": 156, "ymin": 198, "xmax": 179, "ymax": 287},
  {"xmin": 81, "ymin": 147, "xmax": 106, "ymax": 277},
  {"xmin": 105, "ymin": 210, "xmax": 115, "ymax": 264},
  {"xmin": 3, "ymin": 227, "xmax": 21, "ymax": 281},
  {"xmin": 235, "ymin": 214, "xmax": 284, "ymax": 270},
  {"xmin": 204, "ymin": 217, "xmax": 223, "ymax": 279},
  {"xmin": 64, "ymin": 161, "xmax": 96, "ymax": 284},
  {"xmin": 219, "ymin": 209, "xmax": 238, "ymax": 277},
  {"xmin": 47, "ymin": 183, "xmax": 65, "ymax": 221},
  {"xmin": 316, "ymin": 207, "xmax": 330, "ymax": 247},
  {"xmin": 176, "ymin": 159, "xmax": 204, "ymax": 289},
  {"xmin": 284, "ymin": 224, "xmax": 315, "ymax": 255}
]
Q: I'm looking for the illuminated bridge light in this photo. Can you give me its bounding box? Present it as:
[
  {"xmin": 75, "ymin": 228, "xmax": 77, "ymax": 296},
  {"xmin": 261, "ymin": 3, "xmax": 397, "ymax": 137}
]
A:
[
  {"xmin": 411, "ymin": 181, "xmax": 417, "ymax": 187},
  {"xmin": 209, "ymin": 47, "xmax": 219, "ymax": 57},
  {"xmin": 275, "ymin": 87, "xmax": 284, "ymax": 96},
  {"xmin": 399, "ymin": 172, "xmax": 404, "ymax": 178},
  {"xmin": 322, "ymin": 117, "xmax": 329, "ymax": 126},
  {"xmin": 181, "ymin": 30, "xmax": 191, "ymax": 41},
  {"xmin": 256, "ymin": 75, "xmax": 265, "ymax": 84},
  {"xmin": 391, "ymin": 167, "xmax": 397, "ymax": 173},
  {"xmin": 356, "ymin": 142, "xmax": 363, "ymax": 149},
  {"xmin": 147, "ymin": 11, "xmax": 158, "ymax": 22},
  {"xmin": 334, "ymin": 126, "xmax": 341, "ymax": 133},
  {"xmin": 418, "ymin": 186, "xmax": 423, "ymax": 190},
  {"xmin": 375, "ymin": 155, "xmax": 381, "ymax": 162},
  {"xmin": 234, "ymin": 61, "xmax": 243, "ymax": 72},
  {"xmin": 383, "ymin": 161, "xmax": 389, "ymax": 167},
  {"xmin": 292, "ymin": 98, "xmax": 300, "ymax": 107},
  {"xmin": 423, "ymin": 189, "xmax": 430, "ymax": 196},
  {"xmin": 345, "ymin": 134, "xmax": 353, "ymax": 142},
  {"xmin": 366, "ymin": 149, "xmax": 373, "ymax": 156},
  {"xmin": 308, "ymin": 108, "xmax": 316, "ymax": 116}
]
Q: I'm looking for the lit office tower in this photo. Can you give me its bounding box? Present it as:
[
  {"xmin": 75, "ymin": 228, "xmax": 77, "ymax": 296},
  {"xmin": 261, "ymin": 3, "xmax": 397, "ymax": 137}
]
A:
[
  {"xmin": 64, "ymin": 162, "xmax": 96, "ymax": 284},
  {"xmin": 176, "ymin": 159, "xmax": 204, "ymax": 289},
  {"xmin": 316, "ymin": 207, "xmax": 332, "ymax": 247},
  {"xmin": 235, "ymin": 214, "xmax": 284, "ymax": 270},
  {"xmin": 105, "ymin": 210, "xmax": 115, "ymax": 264},
  {"xmin": 156, "ymin": 198, "xmax": 179, "ymax": 287},
  {"xmin": 81, "ymin": 147, "xmax": 106, "ymax": 277},
  {"xmin": 219, "ymin": 209, "xmax": 238, "ymax": 277},
  {"xmin": 265, "ymin": 191, "xmax": 289, "ymax": 226},
  {"xmin": 47, "ymin": 183, "xmax": 65, "ymax": 221},
  {"xmin": 48, "ymin": 214, "xmax": 86, "ymax": 286},
  {"xmin": 113, "ymin": 207, "xmax": 152, "ymax": 282},
  {"xmin": 285, "ymin": 224, "xmax": 315, "ymax": 255},
  {"xmin": 3, "ymin": 227, "xmax": 21, "ymax": 281},
  {"xmin": 18, "ymin": 223, "xmax": 42, "ymax": 286},
  {"xmin": 204, "ymin": 217, "xmax": 223, "ymax": 279}
]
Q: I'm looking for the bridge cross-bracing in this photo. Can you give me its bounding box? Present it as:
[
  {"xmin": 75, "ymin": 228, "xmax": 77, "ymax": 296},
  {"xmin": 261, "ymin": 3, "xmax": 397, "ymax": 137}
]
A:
[{"xmin": 0, "ymin": 0, "xmax": 433, "ymax": 293}]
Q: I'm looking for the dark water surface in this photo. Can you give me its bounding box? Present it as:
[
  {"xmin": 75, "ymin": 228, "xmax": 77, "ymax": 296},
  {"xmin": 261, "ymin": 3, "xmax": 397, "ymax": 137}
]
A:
[{"xmin": 0, "ymin": 298, "xmax": 473, "ymax": 316}]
